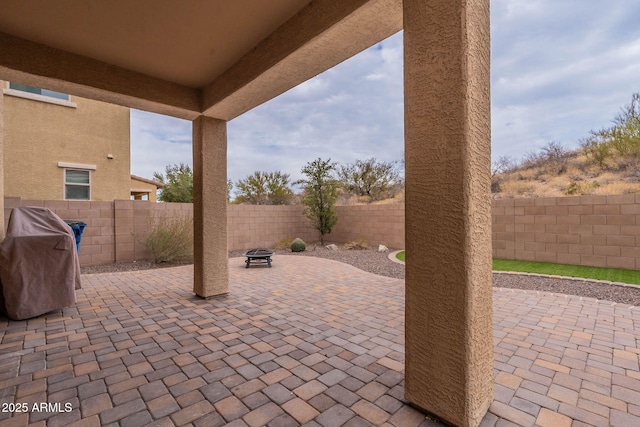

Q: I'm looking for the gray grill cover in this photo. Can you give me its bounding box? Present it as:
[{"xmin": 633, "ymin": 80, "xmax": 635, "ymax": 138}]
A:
[{"xmin": 0, "ymin": 207, "xmax": 81, "ymax": 320}]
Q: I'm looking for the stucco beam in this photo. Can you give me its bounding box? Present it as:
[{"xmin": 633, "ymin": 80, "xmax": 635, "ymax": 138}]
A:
[
  {"xmin": 0, "ymin": 32, "xmax": 201, "ymax": 120},
  {"xmin": 202, "ymin": 0, "xmax": 402, "ymax": 121}
]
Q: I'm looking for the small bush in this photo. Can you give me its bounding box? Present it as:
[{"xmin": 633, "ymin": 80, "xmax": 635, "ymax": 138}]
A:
[
  {"xmin": 273, "ymin": 237, "xmax": 294, "ymax": 250},
  {"xmin": 142, "ymin": 213, "xmax": 193, "ymax": 263},
  {"xmin": 344, "ymin": 238, "xmax": 368, "ymax": 250},
  {"xmin": 565, "ymin": 180, "xmax": 599, "ymax": 196},
  {"xmin": 581, "ymin": 137, "xmax": 611, "ymax": 169},
  {"xmin": 290, "ymin": 238, "xmax": 306, "ymax": 252}
]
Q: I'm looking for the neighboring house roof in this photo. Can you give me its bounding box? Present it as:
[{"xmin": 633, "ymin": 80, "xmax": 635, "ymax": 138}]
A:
[{"xmin": 131, "ymin": 174, "xmax": 165, "ymax": 189}]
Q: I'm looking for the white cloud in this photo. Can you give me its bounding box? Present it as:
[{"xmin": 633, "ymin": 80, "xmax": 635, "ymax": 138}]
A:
[
  {"xmin": 365, "ymin": 73, "xmax": 386, "ymax": 81},
  {"xmin": 130, "ymin": 110, "xmax": 192, "ymax": 179},
  {"xmin": 226, "ymin": 33, "xmax": 404, "ymax": 184},
  {"xmin": 491, "ymin": 0, "xmax": 640, "ymax": 161}
]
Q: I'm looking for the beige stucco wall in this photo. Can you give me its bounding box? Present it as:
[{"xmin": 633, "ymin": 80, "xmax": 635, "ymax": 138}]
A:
[{"xmin": 2, "ymin": 86, "xmax": 130, "ymax": 201}]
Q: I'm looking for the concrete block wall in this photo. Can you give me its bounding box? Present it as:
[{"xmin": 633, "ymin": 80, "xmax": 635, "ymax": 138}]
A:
[
  {"xmin": 116, "ymin": 200, "xmax": 194, "ymax": 263},
  {"xmin": 227, "ymin": 204, "xmax": 317, "ymax": 250},
  {"xmin": 3, "ymin": 197, "xmax": 194, "ymax": 265},
  {"xmin": 492, "ymin": 195, "xmax": 640, "ymax": 269},
  {"xmin": 330, "ymin": 204, "xmax": 405, "ymax": 249},
  {"xmin": 6, "ymin": 196, "xmax": 640, "ymax": 270},
  {"xmin": 3, "ymin": 198, "xmax": 318, "ymax": 265}
]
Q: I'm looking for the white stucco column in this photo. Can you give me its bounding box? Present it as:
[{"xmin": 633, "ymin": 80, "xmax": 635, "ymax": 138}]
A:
[
  {"xmin": 403, "ymin": 1, "xmax": 493, "ymax": 426},
  {"xmin": 192, "ymin": 116, "xmax": 228, "ymax": 297}
]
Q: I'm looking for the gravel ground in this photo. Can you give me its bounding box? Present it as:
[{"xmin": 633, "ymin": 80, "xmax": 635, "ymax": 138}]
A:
[{"xmin": 82, "ymin": 246, "xmax": 640, "ymax": 306}]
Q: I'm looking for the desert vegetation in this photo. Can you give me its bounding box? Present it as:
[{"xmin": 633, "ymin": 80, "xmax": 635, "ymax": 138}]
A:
[
  {"xmin": 492, "ymin": 93, "xmax": 640, "ymax": 198},
  {"xmin": 142, "ymin": 212, "xmax": 194, "ymax": 263}
]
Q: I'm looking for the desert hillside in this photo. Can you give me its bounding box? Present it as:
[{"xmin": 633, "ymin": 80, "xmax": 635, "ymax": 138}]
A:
[
  {"xmin": 492, "ymin": 149, "xmax": 640, "ymax": 199},
  {"xmin": 492, "ymin": 93, "xmax": 640, "ymax": 199}
]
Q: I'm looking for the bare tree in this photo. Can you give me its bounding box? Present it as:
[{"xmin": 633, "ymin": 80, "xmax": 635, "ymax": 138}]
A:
[
  {"xmin": 491, "ymin": 155, "xmax": 514, "ymax": 194},
  {"xmin": 234, "ymin": 171, "xmax": 293, "ymax": 205},
  {"xmin": 491, "ymin": 155, "xmax": 515, "ymax": 178},
  {"xmin": 337, "ymin": 158, "xmax": 402, "ymax": 203}
]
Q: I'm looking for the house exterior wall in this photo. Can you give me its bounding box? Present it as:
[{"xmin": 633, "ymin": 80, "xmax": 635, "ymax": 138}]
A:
[{"xmin": 2, "ymin": 86, "xmax": 130, "ymax": 201}]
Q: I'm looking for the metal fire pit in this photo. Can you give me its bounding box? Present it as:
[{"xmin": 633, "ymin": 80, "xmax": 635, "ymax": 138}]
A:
[{"xmin": 243, "ymin": 248, "xmax": 273, "ymax": 268}]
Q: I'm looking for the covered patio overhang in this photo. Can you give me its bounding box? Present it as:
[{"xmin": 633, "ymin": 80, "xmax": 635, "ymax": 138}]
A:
[{"xmin": 0, "ymin": 1, "xmax": 492, "ymax": 425}]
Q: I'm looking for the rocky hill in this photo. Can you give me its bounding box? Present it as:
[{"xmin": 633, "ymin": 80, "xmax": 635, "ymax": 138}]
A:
[{"xmin": 492, "ymin": 93, "xmax": 640, "ymax": 199}]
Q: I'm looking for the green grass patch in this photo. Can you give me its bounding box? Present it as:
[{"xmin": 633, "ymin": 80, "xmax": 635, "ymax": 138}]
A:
[
  {"xmin": 395, "ymin": 254, "xmax": 640, "ymax": 285},
  {"xmin": 493, "ymin": 258, "xmax": 640, "ymax": 285}
]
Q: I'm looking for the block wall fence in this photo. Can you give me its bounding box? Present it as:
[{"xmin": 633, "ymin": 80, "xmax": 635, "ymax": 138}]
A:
[
  {"xmin": 3, "ymin": 198, "xmax": 319, "ymax": 266},
  {"xmin": 492, "ymin": 194, "xmax": 640, "ymax": 270},
  {"xmin": 4, "ymin": 195, "xmax": 640, "ymax": 270}
]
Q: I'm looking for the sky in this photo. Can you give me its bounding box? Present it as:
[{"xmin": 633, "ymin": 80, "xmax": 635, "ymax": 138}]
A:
[{"xmin": 130, "ymin": 0, "xmax": 640, "ymax": 193}]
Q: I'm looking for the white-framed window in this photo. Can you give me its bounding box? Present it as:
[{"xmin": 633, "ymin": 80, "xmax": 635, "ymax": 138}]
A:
[
  {"xmin": 64, "ymin": 169, "xmax": 91, "ymax": 200},
  {"xmin": 58, "ymin": 163, "xmax": 96, "ymax": 200},
  {"xmin": 4, "ymin": 82, "xmax": 76, "ymax": 108}
]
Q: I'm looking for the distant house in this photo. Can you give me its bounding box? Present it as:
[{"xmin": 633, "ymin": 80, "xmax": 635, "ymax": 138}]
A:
[
  {"xmin": 2, "ymin": 81, "xmax": 162, "ymax": 201},
  {"xmin": 131, "ymin": 175, "xmax": 164, "ymax": 202}
]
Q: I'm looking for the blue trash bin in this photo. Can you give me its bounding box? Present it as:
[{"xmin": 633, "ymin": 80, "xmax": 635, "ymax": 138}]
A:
[{"xmin": 64, "ymin": 220, "xmax": 87, "ymax": 253}]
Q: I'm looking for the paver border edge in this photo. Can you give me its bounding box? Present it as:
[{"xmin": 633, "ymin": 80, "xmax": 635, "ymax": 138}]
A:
[{"xmin": 388, "ymin": 250, "xmax": 405, "ymax": 265}]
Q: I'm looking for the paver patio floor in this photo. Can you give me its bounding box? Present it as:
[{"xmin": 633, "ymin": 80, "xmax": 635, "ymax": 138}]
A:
[{"xmin": 1, "ymin": 256, "xmax": 639, "ymax": 427}]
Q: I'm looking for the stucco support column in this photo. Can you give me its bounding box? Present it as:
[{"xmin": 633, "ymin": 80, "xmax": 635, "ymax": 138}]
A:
[
  {"xmin": 0, "ymin": 81, "xmax": 4, "ymax": 237},
  {"xmin": 403, "ymin": 1, "xmax": 493, "ymax": 427},
  {"xmin": 192, "ymin": 116, "xmax": 228, "ymax": 298}
]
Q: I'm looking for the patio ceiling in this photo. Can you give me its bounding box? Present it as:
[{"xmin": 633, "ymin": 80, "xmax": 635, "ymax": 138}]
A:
[{"xmin": 0, "ymin": 0, "xmax": 402, "ymax": 120}]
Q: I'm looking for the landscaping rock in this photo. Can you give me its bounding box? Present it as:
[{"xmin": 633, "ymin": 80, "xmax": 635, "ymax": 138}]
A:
[
  {"xmin": 378, "ymin": 245, "xmax": 389, "ymax": 253},
  {"xmin": 326, "ymin": 244, "xmax": 339, "ymax": 251}
]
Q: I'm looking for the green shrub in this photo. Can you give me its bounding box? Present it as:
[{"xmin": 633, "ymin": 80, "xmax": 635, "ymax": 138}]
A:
[
  {"xmin": 142, "ymin": 213, "xmax": 193, "ymax": 263},
  {"xmin": 290, "ymin": 238, "xmax": 306, "ymax": 252},
  {"xmin": 565, "ymin": 181, "xmax": 581, "ymax": 196},
  {"xmin": 565, "ymin": 180, "xmax": 599, "ymax": 196}
]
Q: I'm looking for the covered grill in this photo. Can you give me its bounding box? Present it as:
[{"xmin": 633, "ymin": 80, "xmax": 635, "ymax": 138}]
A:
[{"xmin": 0, "ymin": 207, "xmax": 81, "ymax": 320}]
